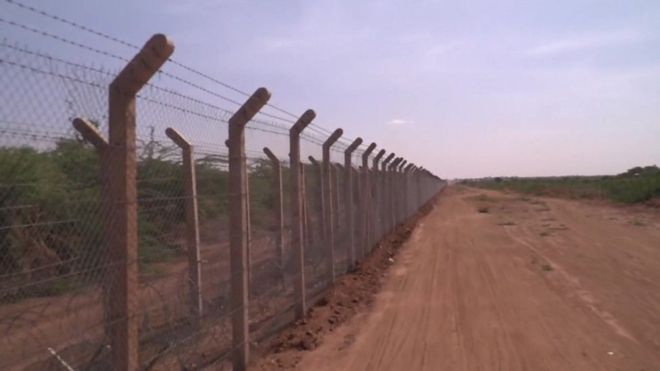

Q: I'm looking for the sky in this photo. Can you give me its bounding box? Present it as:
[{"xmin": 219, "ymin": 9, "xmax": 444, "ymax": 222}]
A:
[{"xmin": 2, "ymin": 0, "xmax": 660, "ymax": 178}]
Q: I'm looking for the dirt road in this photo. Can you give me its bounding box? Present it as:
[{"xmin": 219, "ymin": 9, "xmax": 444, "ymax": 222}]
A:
[{"xmin": 294, "ymin": 186, "xmax": 660, "ymax": 371}]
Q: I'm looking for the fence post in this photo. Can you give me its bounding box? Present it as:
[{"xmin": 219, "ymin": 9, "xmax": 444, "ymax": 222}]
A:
[
  {"xmin": 228, "ymin": 88, "xmax": 271, "ymax": 370},
  {"xmin": 371, "ymin": 149, "xmax": 385, "ymax": 245},
  {"xmin": 301, "ymin": 165, "xmax": 312, "ymax": 258},
  {"xmin": 308, "ymin": 156, "xmax": 325, "ymax": 245},
  {"xmin": 344, "ymin": 138, "xmax": 363, "ymax": 269},
  {"xmin": 333, "ymin": 163, "xmax": 342, "ymax": 250},
  {"xmin": 106, "ymin": 34, "xmax": 173, "ymax": 371},
  {"xmin": 360, "ymin": 143, "xmax": 376, "ymax": 258},
  {"xmin": 389, "ymin": 158, "xmax": 399, "ymax": 229},
  {"xmin": 71, "ymin": 117, "xmax": 114, "ymax": 341},
  {"xmin": 165, "ymin": 128, "xmax": 203, "ymax": 318},
  {"xmin": 417, "ymin": 167, "xmax": 423, "ymax": 208},
  {"xmin": 412, "ymin": 166, "xmax": 419, "ymax": 212},
  {"xmin": 388, "ymin": 158, "xmax": 402, "ymax": 230},
  {"xmin": 352, "ymin": 165, "xmax": 361, "ymax": 259},
  {"xmin": 262, "ymin": 147, "xmax": 284, "ymax": 272},
  {"xmin": 380, "ymin": 154, "xmax": 395, "ymax": 238},
  {"xmin": 330, "ymin": 164, "xmax": 341, "ymax": 240},
  {"xmin": 321, "ymin": 129, "xmax": 343, "ymax": 282},
  {"xmin": 302, "ymin": 166, "xmax": 308, "ymax": 248},
  {"xmin": 407, "ymin": 165, "xmax": 417, "ymax": 215},
  {"xmin": 403, "ymin": 163, "xmax": 414, "ymax": 219},
  {"xmin": 289, "ymin": 110, "xmax": 317, "ymax": 319},
  {"xmin": 397, "ymin": 160, "xmax": 407, "ymax": 223}
]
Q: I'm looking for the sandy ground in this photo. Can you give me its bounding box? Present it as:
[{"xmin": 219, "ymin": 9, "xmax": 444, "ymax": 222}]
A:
[{"xmin": 287, "ymin": 186, "xmax": 660, "ymax": 371}]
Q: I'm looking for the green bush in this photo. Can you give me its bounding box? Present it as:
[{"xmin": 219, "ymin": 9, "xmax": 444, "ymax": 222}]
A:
[
  {"xmin": 0, "ymin": 133, "xmax": 284, "ymax": 289},
  {"xmin": 463, "ymin": 166, "xmax": 660, "ymax": 205}
]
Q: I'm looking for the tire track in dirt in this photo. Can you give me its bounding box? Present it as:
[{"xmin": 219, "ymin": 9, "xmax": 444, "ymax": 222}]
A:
[
  {"xmin": 290, "ymin": 186, "xmax": 660, "ymax": 371},
  {"xmin": 504, "ymin": 228, "xmax": 640, "ymax": 345}
]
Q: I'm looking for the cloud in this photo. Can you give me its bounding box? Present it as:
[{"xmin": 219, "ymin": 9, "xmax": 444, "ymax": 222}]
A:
[
  {"xmin": 386, "ymin": 119, "xmax": 414, "ymax": 126},
  {"xmin": 262, "ymin": 37, "xmax": 299, "ymax": 52},
  {"xmin": 526, "ymin": 30, "xmax": 644, "ymax": 56}
]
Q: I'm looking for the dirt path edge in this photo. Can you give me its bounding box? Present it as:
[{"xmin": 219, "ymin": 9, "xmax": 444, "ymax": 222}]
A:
[{"xmin": 249, "ymin": 190, "xmax": 444, "ymax": 370}]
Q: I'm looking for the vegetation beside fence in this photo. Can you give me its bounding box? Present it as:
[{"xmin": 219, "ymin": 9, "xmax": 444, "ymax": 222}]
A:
[
  {"xmin": 462, "ymin": 166, "xmax": 660, "ymax": 204},
  {"xmin": 0, "ymin": 131, "xmax": 291, "ymax": 297}
]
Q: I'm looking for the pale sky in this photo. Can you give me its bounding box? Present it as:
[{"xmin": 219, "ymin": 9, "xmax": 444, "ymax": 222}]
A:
[{"xmin": 3, "ymin": 0, "xmax": 660, "ymax": 178}]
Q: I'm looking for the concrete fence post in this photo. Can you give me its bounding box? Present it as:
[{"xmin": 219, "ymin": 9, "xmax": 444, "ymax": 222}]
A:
[
  {"xmin": 412, "ymin": 166, "xmax": 419, "ymax": 212},
  {"xmin": 165, "ymin": 128, "xmax": 203, "ymax": 319},
  {"xmin": 344, "ymin": 138, "xmax": 363, "ymax": 269},
  {"xmin": 322, "ymin": 129, "xmax": 343, "ymax": 281},
  {"xmin": 332, "ymin": 163, "xmax": 341, "ymax": 243},
  {"xmin": 289, "ymin": 110, "xmax": 317, "ymax": 319},
  {"xmin": 308, "ymin": 156, "xmax": 325, "ymax": 244},
  {"xmin": 397, "ymin": 160, "xmax": 407, "ymax": 224},
  {"xmin": 403, "ymin": 166, "xmax": 415, "ymax": 218},
  {"xmin": 408, "ymin": 165, "xmax": 417, "ymax": 215},
  {"xmin": 360, "ymin": 143, "xmax": 376, "ymax": 258},
  {"xmin": 301, "ymin": 165, "xmax": 312, "ymax": 256},
  {"xmin": 371, "ymin": 149, "xmax": 385, "ymax": 246},
  {"xmin": 416, "ymin": 167, "xmax": 423, "ymax": 208},
  {"xmin": 262, "ymin": 147, "xmax": 284, "ymax": 271},
  {"xmin": 390, "ymin": 158, "xmax": 400, "ymax": 229},
  {"xmin": 380, "ymin": 153, "xmax": 395, "ymax": 238},
  {"xmin": 106, "ymin": 34, "xmax": 174, "ymax": 371},
  {"xmin": 398, "ymin": 160, "xmax": 407, "ymax": 222},
  {"xmin": 352, "ymin": 165, "xmax": 361, "ymax": 259},
  {"xmin": 228, "ymin": 87, "xmax": 271, "ymax": 371},
  {"xmin": 71, "ymin": 117, "xmax": 114, "ymax": 345},
  {"xmin": 386, "ymin": 158, "xmax": 395, "ymax": 231},
  {"xmin": 403, "ymin": 163, "xmax": 414, "ymax": 219},
  {"xmin": 388, "ymin": 158, "xmax": 402, "ymax": 230},
  {"xmin": 386, "ymin": 157, "xmax": 396, "ymax": 232}
]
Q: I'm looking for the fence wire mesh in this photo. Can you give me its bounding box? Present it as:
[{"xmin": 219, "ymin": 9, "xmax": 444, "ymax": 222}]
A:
[{"xmin": 1, "ymin": 2, "xmax": 445, "ymax": 370}]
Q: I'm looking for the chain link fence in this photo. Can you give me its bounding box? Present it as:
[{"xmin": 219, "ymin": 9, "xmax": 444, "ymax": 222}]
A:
[{"xmin": 0, "ymin": 2, "xmax": 445, "ymax": 370}]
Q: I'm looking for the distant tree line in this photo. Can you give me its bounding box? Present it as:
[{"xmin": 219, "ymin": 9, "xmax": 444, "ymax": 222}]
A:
[{"xmin": 460, "ymin": 166, "xmax": 660, "ymax": 204}]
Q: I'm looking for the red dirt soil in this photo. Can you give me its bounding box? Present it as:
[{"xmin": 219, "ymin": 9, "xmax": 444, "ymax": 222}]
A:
[
  {"xmin": 251, "ymin": 185, "xmax": 660, "ymax": 371},
  {"xmin": 250, "ymin": 193, "xmax": 438, "ymax": 370}
]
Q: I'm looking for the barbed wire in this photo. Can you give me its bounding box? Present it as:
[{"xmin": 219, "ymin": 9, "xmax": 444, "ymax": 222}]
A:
[
  {"xmin": 0, "ymin": 37, "xmax": 333, "ymax": 148},
  {"xmin": 0, "ymin": 0, "xmax": 366, "ymax": 149},
  {"xmin": 0, "ymin": 53, "xmax": 300, "ymax": 140},
  {"xmin": 1, "ymin": 25, "xmax": 361, "ymax": 155}
]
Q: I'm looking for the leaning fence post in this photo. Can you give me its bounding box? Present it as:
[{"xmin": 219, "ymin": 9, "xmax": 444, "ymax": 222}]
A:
[
  {"xmin": 289, "ymin": 110, "xmax": 317, "ymax": 319},
  {"xmin": 228, "ymin": 87, "xmax": 271, "ymax": 371},
  {"xmin": 320, "ymin": 129, "xmax": 343, "ymax": 282},
  {"xmin": 107, "ymin": 34, "xmax": 173, "ymax": 371},
  {"xmin": 371, "ymin": 149, "xmax": 385, "ymax": 245},
  {"xmin": 343, "ymin": 138, "xmax": 363, "ymax": 269},
  {"xmin": 165, "ymin": 128, "xmax": 203, "ymax": 319},
  {"xmin": 360, "ymin": 143, "xmax": 376, "ymax": 258},
  {"xmin": 263, "ymin": 147, "xmax": 284, "ymax": 272},
  {"xmin": 380, "ymin": 153, "xmax": 395, "ymax": 238}
]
